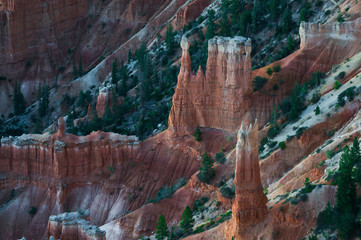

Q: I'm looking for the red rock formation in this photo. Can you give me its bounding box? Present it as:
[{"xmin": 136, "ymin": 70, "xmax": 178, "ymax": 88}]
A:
[
  {"xmin": 58, "ymin": 117, "xmax": 66, "ymax": 138},
  {"xmin": 231, "ymin": 121, "xmax": 267, "ymax": 238},
  {"xmin": 0, "ymin": 0, "xmax": 14, "ymax": 12},
  {"xmin": 172, "ymin": 0, "xmax": 211, "ymax": 30},
  {"xmin": 47, "ymin": 210, "xmax": 106, "ymax": 240},
  {"xmin": 96, "ymin": 84, "xmax": 115, "ymax": 117},
  {"xmin": 168, "ymin": 36, "xmax": 252, "ymax": 136}
]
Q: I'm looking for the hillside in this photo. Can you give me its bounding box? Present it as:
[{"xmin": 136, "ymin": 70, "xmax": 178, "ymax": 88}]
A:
[{"xmin": 1, "ymin": 0, "xmax": 361, "ymax": 240}]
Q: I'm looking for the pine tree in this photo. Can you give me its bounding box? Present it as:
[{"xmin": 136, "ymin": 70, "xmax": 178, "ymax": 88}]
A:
[
  {"xmin": 336, "ymin": 146, "xmax": 357, "ymax": 239},
  {"xmin": 155, "ymin": 215, "xmax": 168, "ymax": 240},
  {"xmin": 13, "ymin": 82, "xmax": 26, "ymax": 115},
  {"xmin": 111, "ymin": 57, "xmax": 118, "ymax": 85},
  {"xmin": 78, "ymin": 54, "xmax": 83, "ymax": 77},
  {"xmin": 165, "ymin": 24, "xmax": 176, "ymax": 55},
  {"xmin": 128, "ymin": 48, "xmax": 132, "ymax": 63},
  {"xmin": 89, "ymin": 104, "xmax": 102, "ymax": 132},
  {"xmin": 197, "ymin": 153, "xmax": 215, "ymax": 183},
  {"xmin": 282, "ymin": 7, "xmax": 293, "ymax": 34},
  {"xmin": 269, "ymin": 0, "xmax": 278, "ymax": 21},
  {"xmin": 73, "ymin": 57, "xmax": 78, "ymax": 79},
  {"xmin": 38, "ymin": 85, "xmax": 50, "ymax": 117},
  {"xmin": 180, "ymin": 206, "xmax": 194, "ymax": 234},
  {"xmin": 286, "ymin": 35, "xmax": 295, "ymax": 53},
  {"xmin": 205, "ymin": 9, "xmax": 217, "ymax": 40},
  {"xmin": 102, "ymin": 103, "xmax": 113, "ymax": 125},
  {"xmin": 120, "ymin": 62, "xmax": 128, "ymax": 97}
]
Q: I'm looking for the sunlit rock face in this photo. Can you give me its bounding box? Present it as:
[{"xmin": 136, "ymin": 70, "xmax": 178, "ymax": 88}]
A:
[
  {"xmin": 232, "ymin": 121, "xmax": 267, "ymax": 237},
  {"xmin": 168, "ymin": 36, "xmax": 252, "ymax": 136}
]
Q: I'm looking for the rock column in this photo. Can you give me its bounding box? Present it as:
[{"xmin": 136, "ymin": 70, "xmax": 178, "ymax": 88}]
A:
[{"xmin": 232, "ymin": 120, "xmax": 268, "ymax": 237}]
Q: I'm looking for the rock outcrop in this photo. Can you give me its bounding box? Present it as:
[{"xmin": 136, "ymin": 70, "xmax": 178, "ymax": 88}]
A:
[
  {"xmin": 96, "ymin": 84, "xmax": 115, "ymax": 117},
  {"xmin": 47, "ymin": 210, "xmax": 106, "ymax": 240},
  {"xmin": 168, "ymin": 36, "xmax": 252, "ymax": 136},
  {"xmin": 231, "ymin": 121, "xmax": 267, "ymax": 237}
]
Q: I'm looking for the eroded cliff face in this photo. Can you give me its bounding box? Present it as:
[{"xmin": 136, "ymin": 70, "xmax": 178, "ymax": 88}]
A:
[
  {"xmin": 0, "ymin": 0, "xmax": 213, "ymax": 116},
  {"xmin": 168, "ymin": 36, "xmax": 252, "ymax": 136},
  {"xmin": 250, "ymin": 17, "xmax": 361, "ymax": 125}
]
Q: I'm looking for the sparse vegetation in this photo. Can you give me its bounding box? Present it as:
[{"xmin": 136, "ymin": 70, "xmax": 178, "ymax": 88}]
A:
[
  {"xmin": 252, "ymin": 76, "xmax": 268, "ymax": 91},
  {"xmin": 197, "ymin": 153, "xmax": 215, "ymax": 184},
  {"xmin": 193, "ymin": 127, "xmax": 202, "ymax": 142}
]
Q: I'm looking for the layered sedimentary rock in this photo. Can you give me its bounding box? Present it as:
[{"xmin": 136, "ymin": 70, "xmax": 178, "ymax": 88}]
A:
[
  {"xmin": 231, "ymin": 121, "xmax": 267, "ymax": 237},
  {"xmin": 47, "ymin": 210, "xmax": 106, "ymax": 240},
  {"xmin": 172, "ymin": 0, "xmax": 211, "ymax": 30},
  {"xmin": 168, "ymin": 36, "xmax": 252, "ymax": 136},
  {"xmin": 250, "ymin": 17, "xmax": 361, "ymax": 126}
]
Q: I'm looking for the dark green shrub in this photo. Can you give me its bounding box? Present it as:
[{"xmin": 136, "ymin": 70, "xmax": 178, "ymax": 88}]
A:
[
  {"xmin": 220, "ymin": 186, "xmax": 234, "ymax": 199},
  {"xmin": 334, "ymin": 80, "xmax": 342, "ymax": 90},
  {"xmin": 279, "ymin": 141, "xmax": 286, "ymax": 150},
  {"xmin": 193, "ymin": 127, "xmax": 202, "ymax": 142},
  {"xmin": 252, "ymin": 76, "xmax": 268, "ymax": 91},
  {"xmin": 314, "ymin": 106, "xmax": 320, "ymax": 115},
  {"xmin": 29, "ymin": 206, "xmax": 37, "ymax": 215},
  {"xmin": 296, "ymin": 127, "xmax": 307, "ymax": 139},
  {"xmin": 273, "ymin": 65, "xmax": 281, "ymax": 72},
  {"xmin": 197, "ymin": 153, "xmax": 215, "ymax": 183},
  {"xmin": 266, "ymin": 68, "xmax": 273, "ymax": 76},
  {"xmin": 215, "ymin": 152, "xmax": 226, "ymax": 164},
  {"xmin": 338, "ymin": 71, "xmax": 346, "ymax": 80}
]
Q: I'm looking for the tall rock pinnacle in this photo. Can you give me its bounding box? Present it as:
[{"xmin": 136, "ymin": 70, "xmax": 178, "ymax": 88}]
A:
[
  {"xmin": 232, "ymin": 120, "xmax": 267, "ymax": 237},
  {"xmin": 168, "ymin": 36, "xmax": 252, "ymax": 136}
]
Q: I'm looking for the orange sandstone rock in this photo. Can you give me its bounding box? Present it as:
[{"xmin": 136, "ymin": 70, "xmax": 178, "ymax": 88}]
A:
[
  {"xmin": 168, "ymin": 36, "xmax": 252, "ymax": 136},
  {"xmin": 231, "ymin": 121, "xmax": 267, "ymax": 238}
]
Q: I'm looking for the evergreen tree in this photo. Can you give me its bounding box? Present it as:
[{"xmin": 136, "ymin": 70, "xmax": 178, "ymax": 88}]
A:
[
  {"xmin": 197, "ymin": 153, "xmax": 215, "ymax": 183},
  {"xmin": 219, "ymin": 14, "xmax": 231, "ymax": 37},
  {"xmin": 89, "ymin": 104, "xmax": 102, "ymax": 132},
  {"xmin": 336, "ymin": 146, "xmax": 357, "ymax": 239},
  {"xmin": 38, "ymin": 85, "xmax": 50, "ymax": 118},
  {"xmin": 193, "ymin": 127, "xmax": 202, "ymax": 141},
  {"xmin": 111, "ymin": 57, "xmax": 119, "ymax": 85},
  {"xmin": 155, "ymin": 215, "xmax": 168, "ymax": 240},
  {"xmin": 282, "ymin": 7, "xmax": 294, "ymax": 34},
  {"xmin": 165, "ymin": 24, "xmax": 176, "ymax": 55},
  {"xmin": 238, "ymin": 10, "xmax": 251, "ymax": 36},
  {"xmin": 78, "ymin": 54, "xmax": 83, "ymax": 77},
  {"xmin": 267, "ymin": 105, "xmax": 280, "ymax": 138},
  {"xmin": 180, "ymin": 206, "xmax": 194, "ymax": 235},
  {"xmin": 73, "ymin": 57, "xmax": 78, "ymax": 79},
  {"xmin": 286, "ymin": 35, "xmax": 295, "ymax": 53},
  {"xmin": 269, "ymin": 0, "xmax": 278, "ymax": 21},
  {"xmin": 102, "ymin": 103, "xmax": 113, "ymax": 126},
  {"xmin": 251, "ymin": 0, "xmax": 263, "ymax": 33},
  {"xmin": 13, "ymin": 82, "xmax": 26, "ymax": 115},
  {"xmin": 205, "ymin": 9, "xmax": 217, "ymax": 40},
  {"xmin": 120, "ymin": 62, "xmax": 128, "ymax": 97},
  {"xmin": 128, "ymin": 48, "xmax": 132, "ymax": 63}
]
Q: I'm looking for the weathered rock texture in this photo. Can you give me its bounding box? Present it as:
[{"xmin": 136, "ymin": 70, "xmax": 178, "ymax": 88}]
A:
[
  {"xmin": 232, "ymin": 121, "xmax": 267, "ymax": 237},
  {"xmin": 169, "ymin": 36, "xmax": 252, "ymax": 136},
  {"xmin": 47, "ymin": 210, "xmax": 106, "ymax": 240},
  {"xmin": 0, "ymin": 0, "xmax": 213, "ymax": 116}
]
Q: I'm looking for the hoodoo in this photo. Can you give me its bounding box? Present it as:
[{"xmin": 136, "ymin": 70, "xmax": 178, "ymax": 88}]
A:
[
  {"xmin": 232, "ymin": 120, "xmax": 268, "ymax": 238},
  {"xmin": 168, "ymin": 36, "xmax": 252, "ymax": 136}
]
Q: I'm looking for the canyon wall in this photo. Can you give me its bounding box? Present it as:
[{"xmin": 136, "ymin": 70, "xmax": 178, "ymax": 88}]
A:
[{"xmin": 168, "ymin": 36, "xmax": 252, "ymax": 136}]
